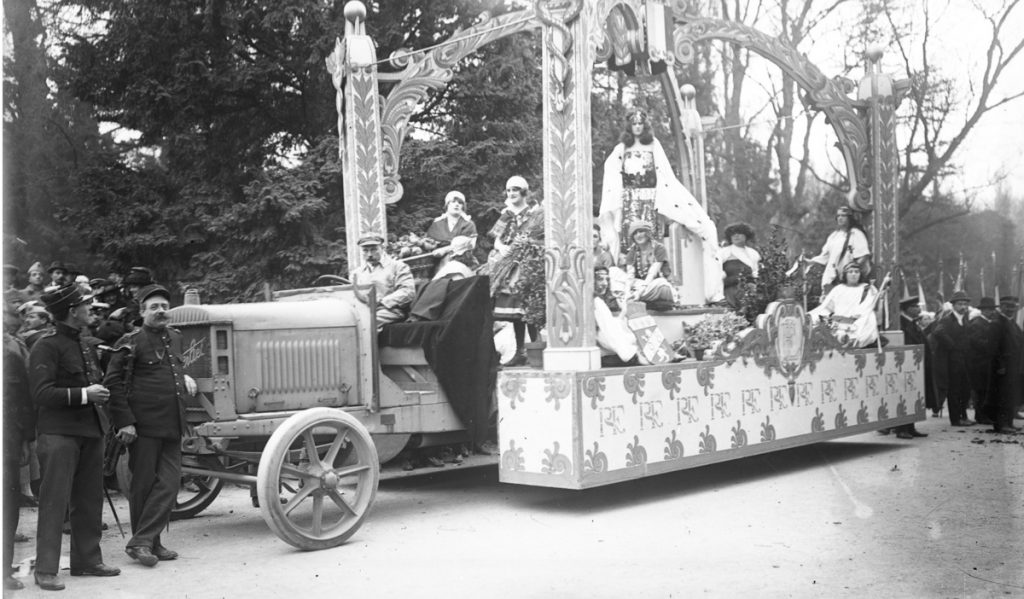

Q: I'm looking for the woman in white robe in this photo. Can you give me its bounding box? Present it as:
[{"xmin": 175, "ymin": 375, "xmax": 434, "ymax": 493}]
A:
[
  {"xmin": 810, "ymin": 263, "xmax": 889, "ymax": 348},
  {"xmin": 597, "ymin": 109, "xmax": 723, "ymax": 303}
]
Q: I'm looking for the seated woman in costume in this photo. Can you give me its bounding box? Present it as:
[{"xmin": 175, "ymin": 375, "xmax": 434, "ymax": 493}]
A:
[
  {"xmin": 624, "ymin": 221, "xmax": 675, "ymax": 310},
  {"xmin": 424, "ymin": 190, "xmax": 477, "ymax": 259},
  {"xmin": 719, "ymin": 223, "xmax": 761, "ymax": 309},
  {"xmin": 594, "ymin": 266, "xmax": 640, "ymax": 367},
  {"xmin": 809, "ymin": 205, "xmax": 871, "ymax": 292},
  {"xmin": 597, "ymin": 108, "xmax": 723, "ymax": 303},
  {"xmin": 487, "ymin": 175, "xmax": 544, "ymax": 367},
  {"xmin": 809, "ymin": 262, "xmax": 890, "ymax": 348}
]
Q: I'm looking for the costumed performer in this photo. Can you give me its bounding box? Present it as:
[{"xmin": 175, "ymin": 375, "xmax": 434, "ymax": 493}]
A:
[
  {"xmin": 809, "ymin": 262, "xmax": 890, "ymax": 348},
  {"xmin": 809, "ymin": 205, "xmax": 871, "ymax": 292},
  {"xmin": 624, "ymin": 221, "xmax": 676, "ymax": 309},
  {"xmin": 597, "ymin": 108, "xmax": 723, "ymax": 303},
  {"xmin": 720, "ymin": 223, "xmax": 761, "ymax": 309}
]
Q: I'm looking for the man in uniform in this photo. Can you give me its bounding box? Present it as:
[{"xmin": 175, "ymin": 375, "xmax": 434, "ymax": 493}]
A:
[
  {"xmin": 968, "ymin": 297, "xmax": 1002, "ymax": 425},
  {"xmin": 992, "ymin": 296, "xmax": 1022, "ymax": 433},
  {"xmin": 894, "ymin": 295, "xmax": 928, "ymax": 439},
  {"xmin": 4, "ymin": 330, "xmax": 35, "ymax": 590},
  {"xmin": 28, "ymin": 284, "xmax": 120, "ymax": 590},
  {"xmin": 931, "ymin": 290, "xmax": 975, "ymax": 427},
  {"xmin": 350, "ymin": 235, "xmax": 416, "ymax": 329},
  {"xmin": 105, "ymin": 284, "xmax": 196, "ymax": 567},
  {"xmin": 19, "ymin": 262, "xmax": 46, "ymax": 303}
]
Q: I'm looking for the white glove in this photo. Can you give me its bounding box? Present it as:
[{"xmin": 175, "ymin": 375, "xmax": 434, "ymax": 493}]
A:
[{"xmin": 184, "ymin": 374, "xmax": 197, "ymax": 396}]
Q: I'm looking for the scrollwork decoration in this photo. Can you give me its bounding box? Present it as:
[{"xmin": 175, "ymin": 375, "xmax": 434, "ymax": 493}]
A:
[{"xmin": 535, "ymin": 0, "xmax": 583, "ymax": 112}]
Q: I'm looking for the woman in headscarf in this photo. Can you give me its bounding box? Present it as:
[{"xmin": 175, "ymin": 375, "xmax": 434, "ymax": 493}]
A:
[
  {"xmin": 597, "ymin": 108, "xmax": 723, "ymax": 303},
  {"xmin": 424, "ymin": 190, "xmax": 477, "ymax": 259},
  {"xmin": 809, "ymin": 262, "xmax": 890, "ymax": 348},
  {"xmin": 624, "ymin": 221, "xmax": 675, "ymax": 309},
  {"xmin": 720, "ymin": 223, "xmax": 761, "ymax": 309}
]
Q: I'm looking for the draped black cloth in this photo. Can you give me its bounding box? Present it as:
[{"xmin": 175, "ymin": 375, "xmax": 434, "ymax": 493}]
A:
[{"xmin": 378, "ymin": 276, "xmax": 497, "ymax": 445}]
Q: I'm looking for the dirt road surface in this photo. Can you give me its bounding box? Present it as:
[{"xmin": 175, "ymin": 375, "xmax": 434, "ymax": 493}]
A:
[{"xmin": 8, "ymin": 416, "xmax": 1023, "ymax": 598}]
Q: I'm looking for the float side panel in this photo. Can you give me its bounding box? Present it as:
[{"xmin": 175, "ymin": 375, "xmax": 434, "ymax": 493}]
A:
[{"xmin": 498, "ymin": 346, "xmax": 924, "ymax": 489}]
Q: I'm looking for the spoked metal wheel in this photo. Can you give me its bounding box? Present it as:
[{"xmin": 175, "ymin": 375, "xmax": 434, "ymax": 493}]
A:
[
  {"xmin": 114, "ymin": 451, "xmax": 226, "ymax": 520},
  {"xmin": 256, "ymin": 408, "xmax": 379, "ymax": 550},
  {"xmin": 172, "ymin": 455, "xmax": 226, "ymax": 521}
]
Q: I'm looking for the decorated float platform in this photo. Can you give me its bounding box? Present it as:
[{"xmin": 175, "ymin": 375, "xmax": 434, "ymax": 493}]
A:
[{"xmin": 496, "ymin": 301, "xmax": 925, "ymax": 490}]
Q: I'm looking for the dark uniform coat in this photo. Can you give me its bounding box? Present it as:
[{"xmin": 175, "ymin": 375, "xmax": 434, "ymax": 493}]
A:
[
  {"xmin": 993, "ymin": 313, "xmax": 1023, "ymax": 426},
  {"xmin": 930, "ymin": 312, "xmax": 973, "ymax": 424},
  {"xmin": 901, "ymin": 313, "xmax": 937, "ymax": 411}
]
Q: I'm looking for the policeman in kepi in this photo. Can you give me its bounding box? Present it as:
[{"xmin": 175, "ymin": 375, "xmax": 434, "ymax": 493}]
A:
[
  {"xmin": 29, "ymin": 284, "xmax": 121, "ymax": 591},
  {"xmin": 104, "ymin": 284, "xmax": 196, "ymax": 568}
]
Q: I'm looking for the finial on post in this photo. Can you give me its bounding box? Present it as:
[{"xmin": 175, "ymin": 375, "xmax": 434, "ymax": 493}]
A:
[
  {"xmin": 344, "ymin": 1, "xmax": 367, "ymax": 36},
  {"xmin": 865, "ymin": 45, "xmax": 884, "ymax": 64}
]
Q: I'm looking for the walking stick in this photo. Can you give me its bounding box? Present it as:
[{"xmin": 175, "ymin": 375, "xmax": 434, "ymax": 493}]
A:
[
  {"xmin": 104, "ymin": 487, "xmax": 125, "ymax": 539},
  {"xmin": 103, "ymin": 431, "xmax": 127, "ymax": 538}
]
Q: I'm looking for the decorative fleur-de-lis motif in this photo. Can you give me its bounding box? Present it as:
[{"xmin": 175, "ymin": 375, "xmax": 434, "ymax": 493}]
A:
[
  {"xmin": 625, "ymin": 435, "xmax": 647, "ymax": 467},
  {"xmin": 623, "ymin": 371, "xmax": 646, "ymax": 404},
  {"xmin": 696, "ymin": 363, "xmax": 715, "ymax": 396},
  {"xmin": 582, "ymin": 375, "xmax": 606, "ymax": 410},
  {"xmin": 500, "ymin": 375, "xmax": 527, "ymax": 410},
  {"xmin": 699, "ymin": 425, "xmax": 717, "ymax": 453},
  {"xmin": 811, "ymin": 408, "xmax": 825, "ymax": 433},
  {"xmin": 730, "ymin": 420, "xmax": 748, "ymax": 448},
  {"xmin": 874, "ymin": 351, "xmax": 887, "ymax": 370},
  {"xmin": 583, "ymin": 442, "xmax": 608, "ymax": 475},
  {"xmin": 877, "ymin": 400, "xmax": 890, "ymax": 421},
  {"xmin": 893, "ymin": 350, "xmax": 905, "ymax": 372},
  {"xmin": 914, "ymin": 392, "xmax": 925, "ymax": 415},
  {"xmin": 541, "ymin": 441, "xmax": 573, "ymax": 478},
  {"xmin": 896, "ymin": 396, "xmax": 907, "ymax": 417},
  {"xmin": 501, "ymin": 440, "xmax": 525, "ymax": 472},
  {"xmin": 760, "ymin": 416, "xmax": 776, "ymax": 442},
  {"xmin": 857, "ymin": 400, "xmax": 870, "ymax": 424},
  {"xmin": 664, "ymin": 430, "xmax": 684, "ymax": 459},
  {"xmin": 661, "ymin": 369, "xmax": 682, "ymax": 401},
  {"xmin": 912, "ymin": 347, "xmax": 923, "ymax": 368},
  {"xmin": 834, "ymin": 405, "xmax": 848, "ymax": 429},
  {"xmin": 854, "ymin": 353, "xmax": 867, "ymax": 375},
  {"xmin": 544, "ymin": 373, "xmax": 571, "ymax": 411}
]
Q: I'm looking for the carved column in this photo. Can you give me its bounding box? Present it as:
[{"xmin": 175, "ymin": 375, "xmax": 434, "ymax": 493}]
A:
[
  {"xmin": 537, "ymin": 0, "xmax": 600, "ymax": 370},
  {"xmin": 859, "ymin": 48, "xmax": 903, "ymax": 327},
  {"xmin": 327, "ymin": 2, "xmax": 388, "ymax": 271}
]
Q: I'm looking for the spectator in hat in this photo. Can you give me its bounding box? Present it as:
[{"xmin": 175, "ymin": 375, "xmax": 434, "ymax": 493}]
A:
[
  {"xmin": 17, "ymin": 301, "xmax": 53, "ymax": 350},
  {"xmin": 968, "ymin": 297, "xmax": 1001, "ymax": 426},
  {"xmin": 350, "ymin": 235, "xmax": 416, "ymax": 329},
  {"xmin": 46, "ymin": 262, "xmax": 67, "ymax": 289},
  {"xmin": 720, "ymin": 223, "xmax": 761, "ymax": 309},
  {"xmin": 20, "ymin": 261, "xmax": 46, "ymax": 303},
  {"xmin": 29, "ymin": 284, "xmax": 120, "ymax": 590},
  {"xmin": 809, "ymin": 206, "xmax": 871, "ymax": 292},
  {"xmin": 105, "ymin": 284, "xmax": 197, "ymax": 568},
  {"xmin": 992, "ymin": 296, "xmax": 1022, "ymax": 432},
  {"xmin": 931, "ymin": 290, "xmax": 975, "ymax": 427}
]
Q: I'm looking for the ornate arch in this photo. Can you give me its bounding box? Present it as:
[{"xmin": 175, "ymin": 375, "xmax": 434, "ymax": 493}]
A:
[{"xmin": 672, "ymin": 16, "xmax": 872, "ymax": 211}]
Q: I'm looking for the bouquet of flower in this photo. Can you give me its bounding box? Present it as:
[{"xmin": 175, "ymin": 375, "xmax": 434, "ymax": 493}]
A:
[{"xmin": 674, "ymin": 312, "xmax": 749, "ymax": 355}]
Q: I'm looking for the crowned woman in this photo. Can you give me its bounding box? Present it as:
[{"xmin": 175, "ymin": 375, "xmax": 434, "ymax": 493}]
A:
[{"xmin": 598, "ymin": 108, "xmax": 723, "ymax": 303}]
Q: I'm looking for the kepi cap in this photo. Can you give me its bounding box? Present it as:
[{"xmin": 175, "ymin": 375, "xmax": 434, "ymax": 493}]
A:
[
  {"xmin": 356, "ymin": 234, "xmax": 385, "ymax": 248},
  {"xmin": 899, "ymin": 295, "xmax": 920, "ymax": 310},
  {"xmin": 135, "ymin": 284, "xmax": 170, "ymax": 305},
  {"xmin": 40, "ymin": 284, "xmax": 91, "ymax": 314},
  {"xmin": 999, "ymin": 295, "xmax": 1020, "ymax": 305}
]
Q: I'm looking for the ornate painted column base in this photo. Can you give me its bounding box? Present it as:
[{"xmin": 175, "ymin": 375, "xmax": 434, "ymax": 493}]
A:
[{"xmin": 543, "ymin": 346, "xmax": 602, "ymax": 371}]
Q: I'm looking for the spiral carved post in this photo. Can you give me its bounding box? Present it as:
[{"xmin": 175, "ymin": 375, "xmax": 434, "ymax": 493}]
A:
[
  {"xmin": 327, "ymin": 1, "xmax": 388, "ymax": 271},
  {"xmin": 536, "ymin": 0, "xmax": 600, "ymax": 370}
]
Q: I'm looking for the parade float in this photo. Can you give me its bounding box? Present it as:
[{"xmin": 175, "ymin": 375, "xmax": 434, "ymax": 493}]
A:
[{"xmin": 156, "ymin": 0, "xmax": 923, "ymax": 550}]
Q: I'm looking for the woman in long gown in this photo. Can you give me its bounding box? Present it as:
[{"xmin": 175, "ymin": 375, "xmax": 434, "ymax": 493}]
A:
[
  {"xmin": 487, "ymin": 175, "xmax": 544, "ymax": 366},
  {"xmin": 809, "ymin": 205, "xmax": 871, "ymax": 292},
  {"xmin": 597, "ymin": 109, "xmax": 723, "ymax": 303},
  {"xmin": 719, "ymin": 223, "xmax": 761, "ymax": 309}
]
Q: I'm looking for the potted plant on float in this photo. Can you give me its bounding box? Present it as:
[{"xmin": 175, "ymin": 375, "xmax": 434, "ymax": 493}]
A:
[
  {"xmin": 513, "ymin": 238, "xmax": 547, "ymax": 368},
  {"xmin": 674, "ymin": 312, "xmax": 750, "ymax": 360},
  {"xmin": 736, "ymin": 225, "xmax": 803, "ymax": 323}
]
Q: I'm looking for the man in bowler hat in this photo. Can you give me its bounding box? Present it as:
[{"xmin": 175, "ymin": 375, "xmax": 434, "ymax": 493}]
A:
[
  {"xmin": 105, "ymin": 284, "xmax": 196, "ymax": 567},
  {"xmin": 968, "ymin": 297, "xmax": 1002, "ymax": 425},
  {"xmin": 992, "ymin": 296, "xmax": 1022, "ymax": 432},
  {"xmin": 29, "ymin": 284, "xmax": 120, "ymax": 590},
  {"xmin": 931, "ymin": 290, "xmax": 976, "ymax": 426}
]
